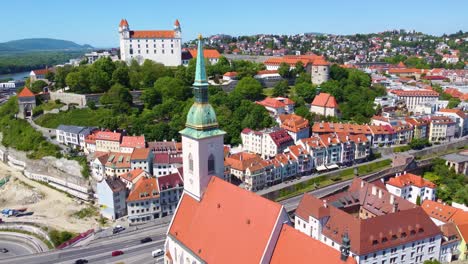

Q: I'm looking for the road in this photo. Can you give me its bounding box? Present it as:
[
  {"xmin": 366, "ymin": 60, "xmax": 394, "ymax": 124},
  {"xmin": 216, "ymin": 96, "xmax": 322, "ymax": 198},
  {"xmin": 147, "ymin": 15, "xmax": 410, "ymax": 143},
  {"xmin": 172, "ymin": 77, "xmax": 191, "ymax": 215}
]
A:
[
  {"xmin": 0, "ymin": 232, "xmax": 46, "ymax": 260},
  {"xmin": 0, "ymin": 223, "xmax": 169, "ymax": 264}
]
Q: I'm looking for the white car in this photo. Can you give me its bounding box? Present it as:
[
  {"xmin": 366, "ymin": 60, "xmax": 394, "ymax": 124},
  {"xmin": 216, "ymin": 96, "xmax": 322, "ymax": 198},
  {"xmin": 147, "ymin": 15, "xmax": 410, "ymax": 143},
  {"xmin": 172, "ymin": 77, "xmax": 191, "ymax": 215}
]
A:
[{"xmin": 152, "ymin": 249, "xmax": 164, "ymax": 258}]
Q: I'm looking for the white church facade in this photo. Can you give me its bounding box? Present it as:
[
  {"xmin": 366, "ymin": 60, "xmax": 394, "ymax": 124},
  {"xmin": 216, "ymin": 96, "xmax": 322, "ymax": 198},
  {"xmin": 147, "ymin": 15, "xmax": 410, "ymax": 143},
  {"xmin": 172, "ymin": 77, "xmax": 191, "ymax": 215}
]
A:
[{"xmin": 118, "ymin": 19, "xmax": 182, "ymax": 66}]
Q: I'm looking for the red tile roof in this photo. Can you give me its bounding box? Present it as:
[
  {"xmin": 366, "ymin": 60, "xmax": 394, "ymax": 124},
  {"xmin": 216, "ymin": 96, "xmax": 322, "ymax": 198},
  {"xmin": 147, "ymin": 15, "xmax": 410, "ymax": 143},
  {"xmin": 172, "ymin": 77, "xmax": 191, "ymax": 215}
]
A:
[
  {"xmin": 119, "ymin": 19, "xmax": 129, "ymax": 27},
  {"xmin": 391, "ymin": 89, "xmax": 439, "ymax": 97},
  {"xmin": 130, "ymin": 30, "xmax": 175, "ymax": 39},
  {"xmin": 120, "ymin": 136, "xmax": 146, "ymax": 148},
  {"xmin": 153, "ymin": 153, "xmax": 182, "ymax": 164},
  {"xmin": 224, "ymin": 152, "xmax": 262, "ymax": 171},
  {"xmin": 168, "ymin": 177, "xmax": 284, "ymax": 263},
  {"xmin": 421, "ymin": 200, "xmax": 460, "ymax": 223},
  {"xmin": 188, "ymin": 48, "xmax": 221, "ymax": 59},
  {"xmin": 17, "ymin": 87, "xmax": 35, "ymax": 98},
  {"xmin": 131, "ymin": 148, "xmax": 151, "ymax": 160},
  {"xmin": 119, "ymin": 168, "xmax": 146, "ymax": 183},
  {"xmin": 279, "ymin": 114, "xmax": 309, "ymax": 133},
  {"xmin": 386, "ymin": 173, "xmax": 436, "ymax": 189},
  {"xmin": 174, "ymin": 19, "xmax": 180, "ymax": 27},
  {"xmin": 438, "ymin": 108, "xmax": 467, "ymax": 119},
  {"xmin": 431, "ymin": 116, "xmax": 456, "ymax": 125},
  {"xmin": 311, "ymin": 93, "xmax": 339, "ymax": 108},
  {"xmin": 269, "ymin": 128, "xmax": 294, "ymax": 147},
  {"xmin": 264, "ymin": 55, "xmax": 327, "ymax": 67},
  {"xmin": 157, "ymin": 171, "xmax": 183, "ymax": 190},
  {"xmin": 95, "ymin": 131, "xmax": 122, "ymax": 142},
  {"xmin": 223, "ymin": 71, "xmax": 238, "ymax": 77},
  {"xmin": 256, "ymin": 70, "xmax": 279, "ymax": 75},
  {"xmin": 105, "ymin": 152, "xmax": 132, "ymax": 169},
  {"xmin": 388, "ymin": 68, "xmax": 424, "ymax": 74},
  {"xmin": 299, "ymin": 192, "xmax": 441, "ymax": 255},
  {"xmin": 312, "ymin": 122, "xmax": 372, "ymax": 135},
  {"xmin": 270, "ymin": 224, "xmax": 357, "ymax": 264},
  {"xmin": 32, "ymin": 69, "xmax": 50, "ymax": 75},
  {"xmin": 127, "ymin": 177, "xmax": 159, "ymax": 202},
  {"xmin": 256, "ymin": 97, "xmax": 289, "ymax": 109}
]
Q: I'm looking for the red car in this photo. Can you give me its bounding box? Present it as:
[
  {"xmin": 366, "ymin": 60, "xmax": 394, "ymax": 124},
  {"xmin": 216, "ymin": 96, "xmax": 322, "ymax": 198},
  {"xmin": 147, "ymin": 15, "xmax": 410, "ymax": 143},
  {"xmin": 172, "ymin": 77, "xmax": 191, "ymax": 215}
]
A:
[{"xmin": 111, "ymin": 250, "xmax": 124, "ymax": 257}]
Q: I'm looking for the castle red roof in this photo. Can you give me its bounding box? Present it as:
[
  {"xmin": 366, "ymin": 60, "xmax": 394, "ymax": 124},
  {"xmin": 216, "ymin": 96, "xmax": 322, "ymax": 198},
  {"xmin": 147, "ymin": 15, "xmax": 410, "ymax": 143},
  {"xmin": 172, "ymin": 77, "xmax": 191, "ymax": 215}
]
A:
[
  {"xmin": 119, "ymin": 19, "xmax": 129, "ymax": 27},
  {"xmin": 174, "ymin": 19, "xmax": 180, "ymax": 27},
  {"xmin": 391, "ymin": 89, "xmax": 439, "ymax": 97},
  {"xmin": 130, "ymin": 30, "xmax": 175, "ymax": 39}
]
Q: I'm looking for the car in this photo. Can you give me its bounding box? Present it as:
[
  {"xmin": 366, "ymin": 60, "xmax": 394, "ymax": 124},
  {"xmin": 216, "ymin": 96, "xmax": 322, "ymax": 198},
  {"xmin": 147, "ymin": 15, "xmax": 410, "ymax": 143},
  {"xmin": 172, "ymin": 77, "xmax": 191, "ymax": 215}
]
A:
[
  {"xmin": 140, "ymin": 237, "xmax": 152, "ymax": 243},
  {"xmin": 112, "ymin": 225, "xmax": 125, "ymax": 234},
  {"xmin": 74, "ymin": 259, "xmax": 88, "ymax": 264},
  {"xmin": 111, "ymin": 250, "xmax": 124, "ymax": 257},
  {"xmin": 152, "ymin": 249, "xmax": 164, "ymax": 258},
  {"xmin": 0, "ymin": 248, "xmax": 8, "ymax": 253}
]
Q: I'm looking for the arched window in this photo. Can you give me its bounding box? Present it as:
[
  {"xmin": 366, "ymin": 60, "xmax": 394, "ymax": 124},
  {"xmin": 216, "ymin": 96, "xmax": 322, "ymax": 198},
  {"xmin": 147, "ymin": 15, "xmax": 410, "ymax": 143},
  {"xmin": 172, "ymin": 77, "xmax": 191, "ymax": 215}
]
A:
[
  {"xmin": 208, "ymin": 154, "xmax": 215, "ymax": 174},
  {"xmin": 188, "ymin": 153, "xmax": 193, "ymax": 172}
]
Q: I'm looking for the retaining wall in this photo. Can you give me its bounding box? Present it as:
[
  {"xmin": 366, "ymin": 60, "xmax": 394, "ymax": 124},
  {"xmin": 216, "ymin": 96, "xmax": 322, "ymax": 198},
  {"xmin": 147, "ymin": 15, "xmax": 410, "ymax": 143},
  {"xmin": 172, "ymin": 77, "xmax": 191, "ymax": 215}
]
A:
[{"xmin": 0, "ymin": 222, "xmax": 52, "ymax": 246}]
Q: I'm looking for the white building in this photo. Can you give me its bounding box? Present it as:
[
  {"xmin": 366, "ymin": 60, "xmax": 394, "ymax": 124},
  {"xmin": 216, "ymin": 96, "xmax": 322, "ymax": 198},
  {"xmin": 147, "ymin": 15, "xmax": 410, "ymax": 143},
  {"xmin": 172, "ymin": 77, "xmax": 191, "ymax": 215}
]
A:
[
  {"xmin": 84, "ymin": 51, "xmax": 118, "ymax": 64},
  {"xmin": 119, "ymin": 19, "xmax": 182, "ymax": 66},
  {"xmin": 391, "ymin": 89, "xmax": 440, "ymax": 113},
  {"xmin": 96, "ymin": 177, "xmax": 127, "ymax": 220},
  {"xmin": 310, "ymin": 92, "xmax": 340, "ymax": 117},
  {"xmin": 429, "ymin": 116, "xmax": 457, "ymax": 143},
  {"xmin": 241, "ymin": 127, "xmax": 294, "ymax": 159},
  {"xmin": 56, "ymin": 125, "xmax": 95, "ymax": 149},
  {"xmin": 436, "ymin": 109, "xmax": 468, "ymax": 137},
  {"xmin": 256, "ymin": 97, "xmax": 295, "ymax": 117},
  {"xmin": 386, "ymin": 172, "xmax": 437, "ymax": 204}
]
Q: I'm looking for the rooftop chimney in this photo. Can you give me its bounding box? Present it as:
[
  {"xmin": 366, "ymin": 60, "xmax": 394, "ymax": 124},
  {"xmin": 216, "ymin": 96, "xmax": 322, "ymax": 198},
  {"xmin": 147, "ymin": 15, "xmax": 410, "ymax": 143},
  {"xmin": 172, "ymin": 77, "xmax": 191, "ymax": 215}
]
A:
[
  {"xmin": 361, "ymin": 181, "xmax": 364, "ymax": 188},
  {"xmin": 378, "ymin": 189, "xmax": 383, "ymax": 199},
  {"xmin": 372, "ymin": 186, "xmax": 377, "ymax": 196},
  {"xmin": 393, "ymin": 201, "xmax": 399, "ymax": 213},
  {"xmin": 323, "ymin": 200, "xmax": 328, "ymax": 208},
  {"xmin": 390, "ymin": 194, "xmax": 395, "ymax": 205}
]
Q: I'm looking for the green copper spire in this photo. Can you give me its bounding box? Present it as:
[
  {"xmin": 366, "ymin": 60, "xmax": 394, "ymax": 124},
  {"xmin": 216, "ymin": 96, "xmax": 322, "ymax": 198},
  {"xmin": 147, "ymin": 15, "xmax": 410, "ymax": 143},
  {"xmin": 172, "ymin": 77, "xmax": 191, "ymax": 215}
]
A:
[{"xmin": 180, "ymin": 34, "xmax": 225, "ymax": 139}]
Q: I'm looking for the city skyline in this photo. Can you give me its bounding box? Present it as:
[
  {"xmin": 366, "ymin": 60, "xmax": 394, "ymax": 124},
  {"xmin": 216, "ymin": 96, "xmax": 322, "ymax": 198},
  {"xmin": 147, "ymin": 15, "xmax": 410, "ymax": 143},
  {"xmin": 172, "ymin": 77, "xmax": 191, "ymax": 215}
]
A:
[{"xmin": 1, "ymin": 0, "xmax": 467, "ymax": 47}]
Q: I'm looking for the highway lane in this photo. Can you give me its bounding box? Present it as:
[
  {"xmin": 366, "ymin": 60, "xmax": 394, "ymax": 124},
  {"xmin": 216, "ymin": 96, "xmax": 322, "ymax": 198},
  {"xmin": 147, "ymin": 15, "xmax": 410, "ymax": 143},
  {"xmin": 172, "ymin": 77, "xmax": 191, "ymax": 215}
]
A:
[
  {"xmin": 0, "ymin": 240, "xmax": 35, "ymax": 259},
  {"xmin": 0, "ymin": 224, "xmax": 169, "ymax": 264}
]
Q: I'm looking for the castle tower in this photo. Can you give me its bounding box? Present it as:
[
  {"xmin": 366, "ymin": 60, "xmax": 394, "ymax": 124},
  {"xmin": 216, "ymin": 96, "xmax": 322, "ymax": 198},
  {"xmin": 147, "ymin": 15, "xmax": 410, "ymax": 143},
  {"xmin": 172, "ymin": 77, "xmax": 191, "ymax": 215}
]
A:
[
  {"xmin": 174, "ymin": 19, "xmax": 181, "ymax": 38},
  {"xmin": 311, "ymin": 57, "xmax": 330, "ymax": 85},
  {"xmin": 118, "ymin": 19, "xmax": 130, "ymax": 61},
  {"xmin": 180, "ymin": 35, "xmax": 226, "ymax": 201},
  {"xmin": 17, "ymin": 87, "xmax": 36, "ymax": 119}
]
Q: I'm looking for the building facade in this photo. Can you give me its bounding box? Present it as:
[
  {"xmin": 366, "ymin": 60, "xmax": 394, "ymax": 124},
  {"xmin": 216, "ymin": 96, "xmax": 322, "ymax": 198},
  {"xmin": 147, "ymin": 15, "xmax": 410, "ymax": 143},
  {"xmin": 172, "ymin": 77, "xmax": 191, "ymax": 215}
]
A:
[{"xmin": 119, "ymin": 19, "xmax": 182, "ymax": 66}]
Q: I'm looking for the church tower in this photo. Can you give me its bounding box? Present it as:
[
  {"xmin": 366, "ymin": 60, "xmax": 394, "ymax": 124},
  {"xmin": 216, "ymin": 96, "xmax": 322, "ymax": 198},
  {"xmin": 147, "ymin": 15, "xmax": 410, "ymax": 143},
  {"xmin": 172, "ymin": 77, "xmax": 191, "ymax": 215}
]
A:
[{"xmin": 180, "ymin": 35, "xmax": 225, "ymax": 201}]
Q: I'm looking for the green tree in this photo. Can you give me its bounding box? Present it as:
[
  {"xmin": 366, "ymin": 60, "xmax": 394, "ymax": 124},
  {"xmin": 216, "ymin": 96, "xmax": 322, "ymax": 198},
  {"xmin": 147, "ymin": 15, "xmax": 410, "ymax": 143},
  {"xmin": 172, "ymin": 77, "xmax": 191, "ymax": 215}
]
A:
[
  {"xmin": 45, "ymin": 71, "xmax": 55, "ymax": 82},
  {"xmin": 278, "ymin": 62, "xmax": 291, "ymax": 78},
  {"xmin": 416, "ymin": 195, "xmax": 421, "ymax": 206},
  {"xmin": 272, "ymin": 80, "xmax": 289, "ymax": 97},
  {"xmin": 295, "ymin": 72, "xmax": 311, "ymax": 85},
  {"xmin": 31, "ymin": 80, "xmax": 48, "ymax": 93},
  {"xmin": 232, "ymin": 77, "xmax": 264, "ymax": 101},
  {"xmin": 295, "ymin": 82, "xmax": 316, "ymax": 102},
  {"xmin": 294, "ymin": 61, "xmax": 305, "ymax": 74},
  {"xmin": 99, "ymin": 84, "xmax": 133, "ymax": 113},
  {"xmin": 153, "ymin": 76, "xmax": 191, "ymax": 102},
  {"xmin": 112, "ymin": 65, "xmax": 130, "ymax": 87}
]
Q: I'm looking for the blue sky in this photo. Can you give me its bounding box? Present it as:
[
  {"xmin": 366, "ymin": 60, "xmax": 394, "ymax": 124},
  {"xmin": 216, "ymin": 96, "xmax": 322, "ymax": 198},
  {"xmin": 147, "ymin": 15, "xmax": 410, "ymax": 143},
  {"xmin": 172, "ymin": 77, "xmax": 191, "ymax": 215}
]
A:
[{"xmin": 1, "ymin": 0, "xmax": 467, "ymax": 47}]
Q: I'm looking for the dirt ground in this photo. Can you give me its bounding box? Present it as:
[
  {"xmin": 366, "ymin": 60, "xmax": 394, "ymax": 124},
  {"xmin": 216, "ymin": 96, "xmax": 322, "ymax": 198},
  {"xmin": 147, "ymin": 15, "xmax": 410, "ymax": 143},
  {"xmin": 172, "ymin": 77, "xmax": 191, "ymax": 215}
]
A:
[{"xmin": 0, "ymin": 161, "xmax": 100, "ymax": 233}]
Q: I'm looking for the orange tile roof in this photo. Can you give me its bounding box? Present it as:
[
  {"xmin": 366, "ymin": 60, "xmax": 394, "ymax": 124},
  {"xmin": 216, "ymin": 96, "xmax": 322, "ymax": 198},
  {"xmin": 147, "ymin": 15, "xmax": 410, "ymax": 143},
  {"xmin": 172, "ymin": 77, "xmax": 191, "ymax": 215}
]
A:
[
  {"xmin": 270, "ymin": 224, "xmax": 357, "ymax": 264},
  {"xmin": 105, "ymin": 152, "xmax": 132, "ymax": 169},
  {"xmin": 264, "ymin": 54, "xmax": 327, "ymax": 67},
  {"xmin": 120, "ymin": 136, "xmax": 146, "ymax": 148},
  {"xmin": 438, "ymin": 108, "xmax": 467, "ymax": 119},
  {"xmin": 188, "ymin": 48, "xmax": 221, "ymax": 59},
  {"xmin": 119, "ymin": 19, "xmax": 128, "ymax": 27},
  {"xmin": 32, "ymin": 68, "xmax": 50, "ymax": 75},
  {"xmin": 388, "ymin": 68, "xmax": 424, "ymax": 74},
  {"xmin": 130, "ymin": 30, "xmax": 175, "ymax": 39},
  {"xmin": 17, "ymin": 87, "xmax": 35, "ymax": 97},
  {"xmin": 279, "ymin": 114, "xmax": 309, "ymax": 133},
  {"xmin": 421, "ymin": 200, "xmax": 459, "ymax": 223},
  {"xmin": 119, "ymin": 168, "xmax": 146, "ymax": 183},
  {"xmin": 223, "ymin": 71, "xmax": 238, "ymax": 77},
  {"xmin": 391, "ymin": 89, "xmax": 439, "ymax": 97},
  {"xmin": 256, "ymin": 97, "xmax": 286, "ymax": 108},
  {"xmin": 224, "ymin": 152, "xmax": 262, "ymax": 171},
  {"xmin": 311, "ymin": 93, "xmax": 338, "ymax": 108},
  {"xmin": 256, "ymin": 70, "xmax": 279, "ymax": 75},
  {"xmin": 431, "ymin": 116, "xmax": 456, "ymax": 125},
  {"xmin": 386, "ymin": 173, "xmax": 436, "ymax": 189},
  {"xmin": 169, "ymin": 177, "xmax": 283, "ymax": 263},
  {"xmin": 127, "ymin": 176, "xmax": 159, "ymax": 202},
  {"xmin": 312, "ymin": 122, "xmax": 372, "ymax": 135},
  {"xmin": 131, "ymin": 148, "xmax": 151, "ymax": 160},
  {"xmin": 95, "ymin": 131, "xmax": 121, "ymax": 142}
]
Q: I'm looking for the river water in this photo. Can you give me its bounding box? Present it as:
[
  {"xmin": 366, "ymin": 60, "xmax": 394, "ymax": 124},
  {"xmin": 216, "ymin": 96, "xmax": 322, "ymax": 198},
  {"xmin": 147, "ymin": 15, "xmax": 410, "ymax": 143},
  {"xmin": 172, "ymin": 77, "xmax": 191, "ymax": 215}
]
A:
[{"xmin": 0, "ymin": 71, "xmax": 30, "ymax": 81}]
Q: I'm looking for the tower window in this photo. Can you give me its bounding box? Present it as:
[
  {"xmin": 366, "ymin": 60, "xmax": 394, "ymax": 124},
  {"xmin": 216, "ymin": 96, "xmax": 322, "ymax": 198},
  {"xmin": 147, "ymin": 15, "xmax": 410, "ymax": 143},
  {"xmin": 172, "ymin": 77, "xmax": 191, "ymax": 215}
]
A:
[
  {"xmin": 189, "ymin": 153, "xmax": 193, "ymax": 172},
  {"xmin": 208, "ymin": 154, "xmax": 215, "ymax": 174}
]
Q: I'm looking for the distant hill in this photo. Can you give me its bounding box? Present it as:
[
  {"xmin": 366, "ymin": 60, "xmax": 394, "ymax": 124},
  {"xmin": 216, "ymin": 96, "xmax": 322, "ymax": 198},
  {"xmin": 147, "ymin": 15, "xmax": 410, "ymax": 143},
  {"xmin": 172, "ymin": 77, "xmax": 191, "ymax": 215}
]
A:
[{"xmin": 0, "ymin": 38, "xmax": 93, "ymax": 52}]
